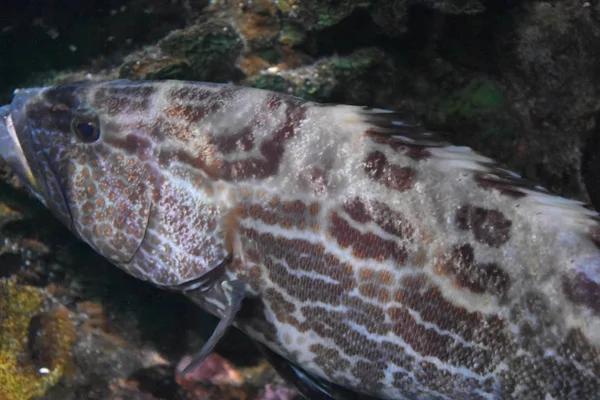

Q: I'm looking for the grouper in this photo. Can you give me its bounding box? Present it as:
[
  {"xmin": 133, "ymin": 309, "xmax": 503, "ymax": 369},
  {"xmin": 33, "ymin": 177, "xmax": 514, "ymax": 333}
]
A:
[{"xmin": 1, "ymin": 79, "xmax": 599, "ymax": 399}]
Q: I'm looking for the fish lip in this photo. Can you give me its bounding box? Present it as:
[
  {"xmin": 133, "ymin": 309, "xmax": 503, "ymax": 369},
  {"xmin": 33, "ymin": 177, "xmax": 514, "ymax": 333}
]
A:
[{"xmin": 0, "ymin": 103, "xmax": 38, "ymax": 191}]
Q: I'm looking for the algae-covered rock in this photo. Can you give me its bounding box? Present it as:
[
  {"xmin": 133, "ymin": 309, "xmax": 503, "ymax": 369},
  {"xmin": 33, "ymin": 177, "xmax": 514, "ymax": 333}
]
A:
[
  {"xmin": 118, "ymin": 17, "xmax": 244, "ymax": 83},
  {"xmin": 0, "ymin": 279, "xmax": 76, "ymax": 400},
  {"xmin": 250, "ymin": 47, "xmax": 390, "ymax": 103},
  {"xmin": 273, "ymin": 0, "xmax": 484, "ymax": 34}
]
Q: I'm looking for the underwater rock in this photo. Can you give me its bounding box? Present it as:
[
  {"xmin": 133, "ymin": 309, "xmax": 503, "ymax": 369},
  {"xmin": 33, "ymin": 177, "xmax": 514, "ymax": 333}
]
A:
[
  {"xmin": 272, "ymin": 0, "xmax": 484, "ymax": 34},
  {"xmin": 503, "ymin": 1, "xmax": 600, "ymax": 200},
  {"xmin": 119, "ymin": 17, "xmax": 244, "ymax": 82},
  {"xmin": 0, "ymin": 280, "xmax": 76, "ymax": 400},
  {"xmin": 249, "ymin": 47, "xmax": 391, "ymax": 103}
]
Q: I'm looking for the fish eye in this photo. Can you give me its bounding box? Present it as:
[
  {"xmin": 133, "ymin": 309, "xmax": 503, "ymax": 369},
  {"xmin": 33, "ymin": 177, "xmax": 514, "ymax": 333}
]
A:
[{"xmin": 71, "ymin": 116, "xmax": 100, "ymax": 143}]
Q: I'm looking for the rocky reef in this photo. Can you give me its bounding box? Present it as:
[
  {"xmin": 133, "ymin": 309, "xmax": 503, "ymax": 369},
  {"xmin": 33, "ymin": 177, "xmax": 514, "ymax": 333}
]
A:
[{"xmin": 2, "ymin": 0, "xmax": 600, "ymax": 398}]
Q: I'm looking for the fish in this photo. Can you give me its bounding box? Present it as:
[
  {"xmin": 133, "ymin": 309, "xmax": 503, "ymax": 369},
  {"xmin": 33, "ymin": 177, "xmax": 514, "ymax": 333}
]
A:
[{"xmin": 1, "ymin": 79, "xmax": 600, "ymax": 400}]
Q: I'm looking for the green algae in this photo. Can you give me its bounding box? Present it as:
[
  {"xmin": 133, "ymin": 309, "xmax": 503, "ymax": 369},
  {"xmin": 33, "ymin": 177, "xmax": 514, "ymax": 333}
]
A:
[
  {"xmin": 250, "ymin": 49, "xmax": 380, "ymax": 101},
  {"xmin": 253, "ymin": 74, "xmax": 288, "ymax": 93},
  {"xmin": 443, "ymin": 79, "xmax": 505, "ymax": 119},
  {"xmin": 0, "ymin": 280, "xmax": 75, "ymax": 400},
  {"xmin": 279, "ymin": 23, "xmax": 306, "ymax": 46},
  {"xmin": 159, "ymin": 22, "xmax": 243, "ymax": 82}
]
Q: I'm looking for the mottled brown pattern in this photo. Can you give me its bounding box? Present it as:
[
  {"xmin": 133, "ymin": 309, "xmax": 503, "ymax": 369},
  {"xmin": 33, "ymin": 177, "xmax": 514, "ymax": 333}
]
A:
[
  {"xmin": 358, "ymin": 282, "xmax": 391, "ymax": 302},
  {"xmin": 390, "ymin": 304, "xmax": 493, "ymax": 374},
  {"xmin": 241, "ymin": 228, "xmax": 356, "ymax": 303},
  {"xmin": 358, "ymin": 268, "xmax": 395, "ymax": 286},
  {"xmin": 310, "ymin": 343, "xmax": 351, "ymax": 378},
  {"xmin": 211, "ymin": 126, "xmax": 255, "ymax": 154},
  {"xmin": 500, "ymin": 351, "xmax": 598, "ymax": 399},
  {"xmin": 265, "ymin": 94, "xmax": 284, "ymax": 110},
  {"xmin": 372, "ymin": 201, "xmax": 414, "ymax": 239},
  {"xmin": 104, "ymin": 133, "xmax": 153, "ymax": 161},
  {"xmin": 343, "ymin": 198, "xmax": 371, "ymax": 224},
  {"xmin": 163, "ymin": 103, "xmax": 217, "ymax": 125},
  {"xmin": 437, "ymin": 244, "xmax": 511, "ymax": 296},
  {"xmin": 167, "ymin": 84, "xmax": 226, "ymax": 104},
  {"xmin": 43, "ymin": 84, "xmax": 86, "ymax": 109},
  {"xmin": 94, "ymin": 85, "xmax": 156, "ymax": 116},
  {"xmin": 240, "ymin": 218, "xmax": 522, "ymax": 395},
  {"xmin": 364, "ymin": 151, "xmax": 415, "ymax": 191},
  {"xmin": 301, "ymin": 166, "xmax": 328, "ymax": 195},
  {"xmin": 556, "ymin": 329, "xmax": 600, "ymax": 373},
  {"xmin": 396, "ymin": 274, "xmax": 511, "ymax": 352},
  {"xmin": 265, "ymin": 287, "xmax": 297, "ymax": 317},
  {"xmin": 239, "ymin": 199, "xmax": 314, "ymax": 230},
  {"xmin": 330, "ymin": 211, "xmax": 407, "ymax": 263},
  {"xmin": 455, "ymin": 205, "xmax": 512, "ymax": 248},
  {"xmin": 351, "ymin": 359, "xmax": 385, "ymax": 394},
  {"xmin": 157, "ymin": 99, "xmax": 307, "ymax": 181}
]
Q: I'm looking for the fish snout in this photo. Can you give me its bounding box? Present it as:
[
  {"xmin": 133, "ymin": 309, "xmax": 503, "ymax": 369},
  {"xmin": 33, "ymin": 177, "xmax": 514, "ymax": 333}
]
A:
[{"xmin": 0, "ymin": 103, "xmax": 37, "ymax": 190}]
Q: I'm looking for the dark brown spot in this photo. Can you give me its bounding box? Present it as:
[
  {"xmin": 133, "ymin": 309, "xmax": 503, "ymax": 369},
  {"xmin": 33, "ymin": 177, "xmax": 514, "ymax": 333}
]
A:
[
  {"xmin": 330, "ymin": 212, "xmax": 407, "ymax": 263},
  {"xmin": 343, "ymin": 198, "xmax": 414, "ymax": 239},
  {"xmin": 380, "ymin": 164, "xmax": 415, "ymax": 192},
  {"xmin": 94, "ymin": 85, "xmax": 156, "ymax": 116},
  {"xmin": 364, "ymin": 151, "xmax": 387, "ymax": 180},
  {"xmin": 438, "ymin": 244, "xmax": 511, "ymax": 296},
  {"xmin": 364, "ymin": 151, "xmax": 415, "ymax": 192},
  {"xmin": 343, "ymin": 198, "xmax": 371, "ymax": 224},
  {"xmin": 106, "ymin": 134, "xmax": 152, "ymax": 159},
  {"xmin": 212, "ymin": 126, "xmax": 255, "ymax": 154},
  {"xmin": 563, "ymin": 271, "xmax": 600, "ymax": 315},
  {"xmin": 266, "ymin": 94, "xmax": 282, "ymax": 110},
  {"xmin": 455, "ymin": 205, "xmax": 512, "ymax": 248},
  {"xmin": 167, "ymin": 85, "xmax": 215, "ymax": 103},
  {"xmin": 164, "ymin": 103, "xmax": 214, "ymax": 124}
]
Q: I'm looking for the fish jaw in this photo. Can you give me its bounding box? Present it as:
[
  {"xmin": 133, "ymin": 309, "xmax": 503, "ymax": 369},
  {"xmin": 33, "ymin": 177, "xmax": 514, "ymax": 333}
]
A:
[
  {"xmin": 0, "ymin": 87, "xmax": 78, "ymax": 224},
  {"xmin": 0, "ymin": 94, "xmax": 43, "ymax": 200}
]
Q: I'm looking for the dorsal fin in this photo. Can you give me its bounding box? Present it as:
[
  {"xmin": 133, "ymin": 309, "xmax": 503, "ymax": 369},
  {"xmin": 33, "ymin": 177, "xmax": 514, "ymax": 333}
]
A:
[
  {"xmin": 361, "ymin": 107, "xmax": 449, "ymax": 147},
  {"xmin": 357, "ymin": 106, "xmax": 600, "ymax": 231}
]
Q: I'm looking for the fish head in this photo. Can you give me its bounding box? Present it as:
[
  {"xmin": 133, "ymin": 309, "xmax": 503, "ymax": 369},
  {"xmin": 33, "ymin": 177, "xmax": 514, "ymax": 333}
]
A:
[{"xmin": 0, "ymin": 82, "xmax": 155, "ymax": 267}]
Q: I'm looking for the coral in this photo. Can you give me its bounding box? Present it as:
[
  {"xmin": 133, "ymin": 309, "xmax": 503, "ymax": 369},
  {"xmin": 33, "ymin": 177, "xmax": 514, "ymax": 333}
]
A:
[{"xmin": 0, "ymin": 279, "xmax": 75, "ymax": 399}]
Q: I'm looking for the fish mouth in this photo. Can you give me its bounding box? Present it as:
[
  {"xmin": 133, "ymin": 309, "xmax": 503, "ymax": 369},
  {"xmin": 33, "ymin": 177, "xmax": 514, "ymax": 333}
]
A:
[{"xmin": 0, "ymin": 103, "xmax": 38, "ymax": 191}]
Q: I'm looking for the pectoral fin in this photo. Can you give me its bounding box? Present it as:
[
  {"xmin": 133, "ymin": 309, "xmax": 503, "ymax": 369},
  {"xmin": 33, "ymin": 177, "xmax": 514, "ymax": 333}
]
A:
[{"xmin": 178, "ymin": 277, "xmax": 245, "ymax": 377}]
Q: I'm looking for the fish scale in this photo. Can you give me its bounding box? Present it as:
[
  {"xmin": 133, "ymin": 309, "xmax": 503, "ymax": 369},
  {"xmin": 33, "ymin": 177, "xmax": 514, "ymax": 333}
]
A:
[{"xmin": 1, "ymin": 79, "xmax": 600, "ymax": 399}]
